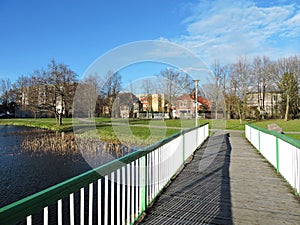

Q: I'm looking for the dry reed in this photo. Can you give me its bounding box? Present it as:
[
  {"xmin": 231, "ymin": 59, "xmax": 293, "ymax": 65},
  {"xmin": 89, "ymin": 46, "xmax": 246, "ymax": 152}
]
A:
[{"xmin": 19, "ymin": 130, "xmax": 133, "ymax": 161}]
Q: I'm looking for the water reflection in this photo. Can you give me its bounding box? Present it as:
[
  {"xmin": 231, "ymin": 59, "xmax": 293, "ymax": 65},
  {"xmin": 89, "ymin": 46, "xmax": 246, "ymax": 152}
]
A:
[{"xmin": 0, "ymin": 125, "xmax": 90, "ymax": 207}]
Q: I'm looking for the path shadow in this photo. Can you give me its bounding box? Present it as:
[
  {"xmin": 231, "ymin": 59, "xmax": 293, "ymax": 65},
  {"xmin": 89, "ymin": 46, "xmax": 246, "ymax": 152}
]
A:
[{"xmin": 140, "ymin": 132, "xmax": 233, "ymax": 224}]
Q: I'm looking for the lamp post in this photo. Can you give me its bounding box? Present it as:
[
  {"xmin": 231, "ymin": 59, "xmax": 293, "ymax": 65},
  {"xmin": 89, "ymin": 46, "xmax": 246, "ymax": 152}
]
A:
[{"xmin": 194, "ymin": 79, "xmax": 199, "ymax": 127}]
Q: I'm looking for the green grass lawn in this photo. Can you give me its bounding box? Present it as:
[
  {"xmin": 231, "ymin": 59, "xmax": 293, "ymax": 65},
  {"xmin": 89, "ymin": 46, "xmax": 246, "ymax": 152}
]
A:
[
  {"xmin": 0, "ymin": 117, "xmax": 296, "ymax": 133},
  {"xmin": 0, "ymin": 117, "xmax": 186, "ymax": 146},
  {"xmin": 0, "ymin": 118, "xmax": 74, "ymax": 131},
  {"xmin": 2, "ymin": 117, "xmax": 300, "ymax": 142},
  {"xmin": 122, "ymin": 118, "xmax": 248, "ymax": 130},
  {"xmin": 252, "ymin": 119, "xmax": 300, "ymax": 132},
  {"xmin": 251, "ymin": 119, "xmax": 300, "ymax": 141},
  {"xmin": 283, "ymin": 133, "xmax": 300, "ymax": 140},
  {"xmin": 0, "ymin": 117, "xmax": 249, "ymax": 132}
]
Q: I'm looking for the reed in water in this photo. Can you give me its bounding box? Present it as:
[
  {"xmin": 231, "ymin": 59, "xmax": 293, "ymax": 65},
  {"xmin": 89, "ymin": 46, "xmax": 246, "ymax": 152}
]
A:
[{"xmin": 19, "ymin": 129, "xmax": 134, "ymax": 161}]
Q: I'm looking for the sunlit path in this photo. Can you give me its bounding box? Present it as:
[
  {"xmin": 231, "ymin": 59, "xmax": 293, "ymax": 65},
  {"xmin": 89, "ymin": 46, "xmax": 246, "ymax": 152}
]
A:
[{"xmin": 139, "ymin": 131, "xmax": 300, "ymax": 224}]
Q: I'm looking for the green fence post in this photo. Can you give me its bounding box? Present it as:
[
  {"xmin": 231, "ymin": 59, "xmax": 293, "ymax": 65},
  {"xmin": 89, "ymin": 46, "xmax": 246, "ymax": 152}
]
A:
[
  {"xmin": 182, "ymin": 133, "xmax": 185, "ymax": 163},
  {"xmin": 276, "ymin": 137, "xmax": 279, "ymax": 173},
  {"xmin": 141, "ymin": 156, "xmax": 147, "ymax": 211}
]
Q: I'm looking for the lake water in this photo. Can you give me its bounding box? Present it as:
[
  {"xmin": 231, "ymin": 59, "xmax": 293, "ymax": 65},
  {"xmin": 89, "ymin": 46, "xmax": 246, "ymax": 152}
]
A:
[{"xmin": 0, "ymin": 125, "xmax": 92, "ymax": 208}]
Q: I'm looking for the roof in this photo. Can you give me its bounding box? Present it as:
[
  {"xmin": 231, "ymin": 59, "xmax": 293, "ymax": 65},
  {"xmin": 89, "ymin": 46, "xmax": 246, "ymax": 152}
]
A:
[
  {"xmin": 177, "ymin": 93, "xmax": 211, "ymax": 110},
  {"xmin": 116, "ymin": 92, "xmax": 140, "ymax": 105},
  {"xmin": 189, "ymin": 92, "xmax": 211, "ymax": 108},
  {"xmin": 177, "ymin": 93, "xmax": 192, "ymax": 101}
]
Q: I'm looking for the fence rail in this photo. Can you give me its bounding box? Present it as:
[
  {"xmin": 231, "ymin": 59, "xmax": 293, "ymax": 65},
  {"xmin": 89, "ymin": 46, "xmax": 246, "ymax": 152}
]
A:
[
  {"xmin": 245, "ymin": 124, "xmax": 300, "ymax": 195},
  {"xmin": 0, "ymin": 123, "xmax": 209, "ymax": 225}
]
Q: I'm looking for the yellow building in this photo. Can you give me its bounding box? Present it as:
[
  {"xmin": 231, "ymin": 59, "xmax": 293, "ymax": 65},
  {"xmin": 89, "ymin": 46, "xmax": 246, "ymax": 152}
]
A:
[{"xmin": 137, "ymin": 93, "xmax": 167, "ymax": 112}]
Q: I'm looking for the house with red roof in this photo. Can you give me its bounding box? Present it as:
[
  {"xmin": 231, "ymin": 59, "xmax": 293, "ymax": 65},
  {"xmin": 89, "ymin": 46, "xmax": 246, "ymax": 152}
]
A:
[{"xmin": 174, "ymin": 93, "xmax": 210, "ymax": 118}]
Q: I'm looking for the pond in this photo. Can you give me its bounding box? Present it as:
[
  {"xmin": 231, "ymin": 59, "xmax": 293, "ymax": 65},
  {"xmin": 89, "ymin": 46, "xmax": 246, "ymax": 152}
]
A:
[{"xmin": 0, "ymin": 125, "xmax": 96, "ymax": 207}]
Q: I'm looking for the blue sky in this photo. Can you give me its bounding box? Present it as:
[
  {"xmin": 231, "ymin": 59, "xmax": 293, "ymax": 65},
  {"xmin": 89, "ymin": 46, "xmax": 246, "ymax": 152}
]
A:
[{"xmin": 0, "ymin": 0, "xmax": 299, "ymax": 86}]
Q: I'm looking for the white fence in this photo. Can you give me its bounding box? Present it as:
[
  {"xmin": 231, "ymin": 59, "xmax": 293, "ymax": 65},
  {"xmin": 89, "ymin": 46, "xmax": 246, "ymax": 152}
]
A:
[
  {"xmin": 0, "ymin": 123, "xmax": 209, "ymax": 225},
  {"xmin": 246, "ymin": 124, "xmax": 300, "ymax": 194}
]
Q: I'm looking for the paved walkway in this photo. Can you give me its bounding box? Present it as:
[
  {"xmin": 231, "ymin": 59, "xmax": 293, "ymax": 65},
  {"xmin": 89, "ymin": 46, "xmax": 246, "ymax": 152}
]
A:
[{"xmin": 139, "ymin": 131, "xmax": 300, "ymax": 224}]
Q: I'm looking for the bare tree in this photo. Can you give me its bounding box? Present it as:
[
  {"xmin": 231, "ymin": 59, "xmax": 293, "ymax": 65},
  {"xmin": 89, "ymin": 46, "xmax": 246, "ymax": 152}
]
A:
[
  {"xmin": 81, "ymin": 73, "xmax": 103, "ymax": 117},
  {"xmin": 252, "ymin": 56, "xmax": 274, "ymax": 118},
  {"xmin": 74, "ymin": 81, "xmax": 98, "ymax": 118},
  {"xmin": 101, "ymin": 71, "xmax": 122, "ymax": 116},
  {"xmin": 159, "ymin": 68, "xmax": 193, "ymax": 119},
  {"xmin": 0, "ymin": 78, "xmax": 12, "ymax": 113},
  {"xmin": 202, "ymin": 55, "xmax": 300, "ymax": 121},
  {"xmin": 23, "ymin": 71, "xmax": 42, "ymax": 118},
  {"xmin": 23, "ymin": 60, "xmax": 77, "ymax": 124},
  {"xmin": 82, "ymin": 74, "xmax": 103, "ymax": 118},
  {"xmin": 15, "ymin": 75, "xmax": 30, "ymax": 106},
  {"xmin": 0, "ymin": 78, "xmax": 11, "ymax": 103},
  {"xmin": 203, "ymin": 61, "xmax": 227, "ymax": 119},
  {"xmin": 142, "ymin": 79, "xmax": 155, "ymax": 118},
  {"xmin": 221, "ymin": 65, "xmax": 231, "ymax": 119},
  {"xmin": 45, "ymin": 60, "xmax": 77, "ymax": 124},
  {"xmin": 76, "ymin": 71, "xmax": 121, "ymax": 118},
  {"xmin": 230, "ymin": 57, "xmax": 252, "ymax": 122}
]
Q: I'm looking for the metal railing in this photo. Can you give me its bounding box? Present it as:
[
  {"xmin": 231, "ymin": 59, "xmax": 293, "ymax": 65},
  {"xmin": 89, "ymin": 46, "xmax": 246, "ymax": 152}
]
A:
[
  {"xmin": 245, "ymin": 124, "xmax": 300, "ymax": 195},
  {"xmin": 0, "ymin": 123, "xmax": 209, "ymax": 225}
]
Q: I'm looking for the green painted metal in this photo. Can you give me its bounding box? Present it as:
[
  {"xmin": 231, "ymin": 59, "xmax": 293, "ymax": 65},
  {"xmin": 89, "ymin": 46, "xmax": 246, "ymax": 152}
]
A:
[
  {"xmin": 182, "ymin": 133, "xmax": 185, "ymax": 163},
  {"xmin": 276, "ymin": 137, "xmax": 279, "ymax": 173},
  {"xmin": 141, "ymin": 156, "xmax": 147, "ymax": 212},
  {"xmin": 0, "ymin": 123, "xmax": 209, "ymax": 225},
  {"xmin": 247, "ymin": 124, "xmax": 300, "ymax": 149}
]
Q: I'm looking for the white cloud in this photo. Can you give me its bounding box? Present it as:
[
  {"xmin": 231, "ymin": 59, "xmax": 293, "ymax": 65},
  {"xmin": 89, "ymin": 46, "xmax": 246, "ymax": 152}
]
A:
[{"xmin": 170, "ymin": 0, "xmax": 300, "ymax": 65}]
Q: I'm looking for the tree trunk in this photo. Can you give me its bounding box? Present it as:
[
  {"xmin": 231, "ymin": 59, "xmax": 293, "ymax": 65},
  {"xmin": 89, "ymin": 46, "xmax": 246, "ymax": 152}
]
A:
[
  {"xmin": 215, "ymin": 106, "xmax": 218, "ymax": 120},
  {"xmin": 59, "ymin": 114, "xmax": 62, "ymax": 125},
  {"xmin": 226, "ymin": 97, "xmax": 231, "ymax": 119},
  {"xmin": 238, "ymin": 106, "xmax": 242, "ymax": 124},
  {"xmin": 168, "ymin": 105, "xmax": 173, "ymax": 119},
  {"xmin": 56, "ymin": 113, "xmax": 62, "ymax": 126},
  {"xmin": 284, "ymin": 95, "xmax": 289, "ymax": 121}
]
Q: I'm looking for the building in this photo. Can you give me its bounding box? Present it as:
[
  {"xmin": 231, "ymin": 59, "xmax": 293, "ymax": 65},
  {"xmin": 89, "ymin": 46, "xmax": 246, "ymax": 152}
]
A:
[
  {"xmin": 111, "ymin": 92, "xmax": 142, "ymax": 118},
  {"xmin": 137, "ymin": 94, "xmax": 152, "ymax": 112},
  {"xmin": 174, "ymin": 93, "xmax": 210, "ymax": 118},
  {"xmin": 175, "ymin": 94, "xmax": 195, "ymax": 117},
  {"xmin": 246, "ymin": 91, "xmax": 282, "ymax": 118},
  {"xmin": 137, "ymin": 93, "xmax": 168, "ymax": 113},
  {"xmin": 15, "ymin": 83, "xmax": 76, "ymax": 118},
  {"xmin": 151, "ymin": 94, "xmax": 166, "ymax": 112},
  {"xmin": 137, "ymin": 92, "xmax": 210, "ymax": 119}
]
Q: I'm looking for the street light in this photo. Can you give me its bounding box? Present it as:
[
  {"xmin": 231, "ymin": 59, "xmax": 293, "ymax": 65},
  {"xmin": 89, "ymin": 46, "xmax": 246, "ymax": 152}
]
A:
[{"xmin": 194, "ymin": 79, "xmax": 199, "ymax": 127}]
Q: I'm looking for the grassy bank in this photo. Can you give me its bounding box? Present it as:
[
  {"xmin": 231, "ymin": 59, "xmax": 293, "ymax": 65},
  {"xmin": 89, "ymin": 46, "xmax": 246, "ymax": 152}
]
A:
[
  {"xmin": 0, "ymin": 118, "xmax": 190, "ymax": 146},
  {"xmin": 0, "ymin": 118, "xmax": 74, "ymax": 131},
  {"xmin": 0, "ymin": 117, "xmax": 244, "ymax": 131},
  {"xmin": 251, "ymin": 119, "xmax": 300, "ymax": 140},
  {"xmin": 252, "ymin": 119, "xmax": 300, "ymax": 132},
  {"xmin": 0, "ymin": 117, "xmax": 246, "ymax": 145},
  {"xmin": 2, "ymin": 117, "xmax": 300, "ymax": 142}
]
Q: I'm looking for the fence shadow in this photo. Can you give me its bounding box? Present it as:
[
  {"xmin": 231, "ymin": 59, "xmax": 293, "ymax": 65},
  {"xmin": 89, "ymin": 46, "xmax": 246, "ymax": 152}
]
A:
[{"xmin": 140, "ymin": 132, "xmax": 233, "ymax": 224}]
